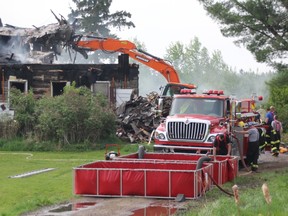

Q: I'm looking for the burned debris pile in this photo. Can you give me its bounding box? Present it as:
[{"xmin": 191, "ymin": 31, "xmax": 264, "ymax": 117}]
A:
[
  {"xmin": 115, "ymin": 92, "xmax": 172, "ymax": 143},
  {"xmin": 115, "ymin": 92, "xmax": 160, "ymax": 143},
  {"xmin": 0, "ymin": 13, "xmax": 172, "ymax": 145},
  {"xmin": 0, "ymin": 12, "xmax": 74, "ymax": 64}
]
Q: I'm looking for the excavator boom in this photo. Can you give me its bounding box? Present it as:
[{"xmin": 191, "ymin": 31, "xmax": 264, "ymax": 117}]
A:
[
  {"xmin": 74, "ymin": 36, "xmax": 196, "ymax": 107},
  {"xmin": 76, "ymin": 37, "xmax": 181, "ymax": 83}
]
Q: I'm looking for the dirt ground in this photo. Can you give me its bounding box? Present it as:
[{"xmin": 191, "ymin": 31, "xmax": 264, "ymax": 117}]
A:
[
  {"xmin": 23, "ymin": 152, "xmax": 288, "ymax": 216},
  {"xmin": 255, "ymin": 150, "xmax": 288, "ymax": 171}
]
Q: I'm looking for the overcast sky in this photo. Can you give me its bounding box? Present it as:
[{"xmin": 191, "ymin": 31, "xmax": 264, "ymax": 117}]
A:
[{"xmin": 0, "ymin": 0, "xmax": 272, "ymax": 73}]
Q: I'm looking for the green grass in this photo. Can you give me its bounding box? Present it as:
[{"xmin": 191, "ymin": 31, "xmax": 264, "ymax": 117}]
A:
[
  {"xmin": 179, "ymin": 168, "xmax": 288, "ymax": 216},
  {"xmin": 1, "ymin": 143, "xmax": 287, "ymax": 216},
  {"xmin": 0, "ymin": 143, "xmax": 143, "ymax": 216}
]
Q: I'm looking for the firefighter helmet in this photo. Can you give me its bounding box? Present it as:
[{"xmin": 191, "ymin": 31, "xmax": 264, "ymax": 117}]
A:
[{"xmin": 238, "ymin": 121, "xmax": 245, "ymax": 127}]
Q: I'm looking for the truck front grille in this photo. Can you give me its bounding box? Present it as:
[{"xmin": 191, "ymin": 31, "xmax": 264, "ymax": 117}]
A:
[{"xmin": 167, "ymin": 122, "xmax": 207, "ymax": 141}]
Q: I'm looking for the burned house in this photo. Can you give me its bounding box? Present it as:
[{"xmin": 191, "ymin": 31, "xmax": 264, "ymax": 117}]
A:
[{"xmin": 0, "ymin": 17, "xmax": 140, "ymax": 114}]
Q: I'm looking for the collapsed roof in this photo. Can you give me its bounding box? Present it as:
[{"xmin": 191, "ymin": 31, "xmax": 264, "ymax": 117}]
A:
[{"xmin": 0, "ymin": 11, "xmax": 75, "ymax": 64}]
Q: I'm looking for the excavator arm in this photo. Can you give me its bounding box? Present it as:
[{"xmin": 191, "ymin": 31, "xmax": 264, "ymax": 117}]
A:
[{"xmin": 75, "ymin": 37, "xmax": 181, "ymax": 83}]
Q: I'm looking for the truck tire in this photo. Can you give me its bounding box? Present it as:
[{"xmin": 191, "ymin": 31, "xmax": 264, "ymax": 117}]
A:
[{"xmin": 105, "ymin": 151, "xmax": 118, "ymax": 160}]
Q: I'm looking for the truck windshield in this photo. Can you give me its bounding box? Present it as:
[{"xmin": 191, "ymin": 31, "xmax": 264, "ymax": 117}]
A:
[{"xmin": 169, "ymin": 98, "xmax": 224, "ymax": 117}]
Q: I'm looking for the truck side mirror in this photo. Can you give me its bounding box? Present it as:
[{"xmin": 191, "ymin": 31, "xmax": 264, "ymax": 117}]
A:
[
  {"xmin": 156, "ymin": 97, "xmax": 164, "ymax": 116},
  {"xmin": 235, "ymin": 101, "xmax": 242, "ymax": 119},
  {"xmin": 226, "ymin": 100, "xmax": 230, "ymax": 116}
]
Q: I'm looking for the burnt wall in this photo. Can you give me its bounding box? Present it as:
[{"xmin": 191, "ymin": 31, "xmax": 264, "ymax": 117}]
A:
[{"xmin": 0, "ymin": 62, "xmax": 139, "ymax": 102}]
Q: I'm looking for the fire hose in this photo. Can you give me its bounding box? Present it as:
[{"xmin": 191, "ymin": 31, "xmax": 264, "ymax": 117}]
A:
[
  {"xmin": 207, "ymin": 172, "xmax": 233, "ymax": 196},
  {"xmin": 231, "ymin": 133, "xmax": 250, "ymax": 172},
  {"xmin": 195, "ymin": 132, "xmax": 250, "ymax": 197},
  {"xmin": 196, "ymin": 156, "xmax": 233, "ymax": 197}
]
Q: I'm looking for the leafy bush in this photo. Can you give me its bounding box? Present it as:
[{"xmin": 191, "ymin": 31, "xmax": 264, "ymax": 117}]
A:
[
  {"xmin": 267, "ymin": 72, "xmax": 288, "ymax": 132},
  {"xmin": 34, "ymin": 84, "xmax": 116, "ymax": 145},
  {"xmin": 9, "ymin": 88, "xmax": 37, "ymax": 136},
  {"xmin": 0, "ymin": 117, "xmax": 19, "ymax": 139},
  {"xmin": 7, "ymin": 84, "xmax": 117, "ymax": 149}
]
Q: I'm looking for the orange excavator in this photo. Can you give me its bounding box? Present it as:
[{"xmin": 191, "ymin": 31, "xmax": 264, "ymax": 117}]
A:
[{"xmin": 73, "ymin": 36, "xmax": 196, "ymax": 97}]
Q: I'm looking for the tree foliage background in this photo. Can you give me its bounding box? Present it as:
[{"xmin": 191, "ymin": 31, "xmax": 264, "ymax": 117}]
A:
[
  {"xmin": 67, "ymin": 0, "xmax": 135, "ymax": 64},
  {"xmin": 197, "ymin": 0, "xmax": 288, "ymax": 66},
  {"xmin": 163, "ymin": 37, "xmax": 274, "ymax": 99},
  {"xmin": 197, "ymin": 0, "xmax": 288, "ymax": 129}
]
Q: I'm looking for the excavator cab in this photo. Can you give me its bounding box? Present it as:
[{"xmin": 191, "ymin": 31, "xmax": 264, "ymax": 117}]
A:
[
  {"xmin": 161, "ymin": 82, "xmax": 196, "ymax": 97},
  {"xmin": 164, "ymin": 84, "xmax": 181, "ymax": 97},
  {"xmin": 157, "ymin": 83, "xmax": 197, "ymax": 117}
]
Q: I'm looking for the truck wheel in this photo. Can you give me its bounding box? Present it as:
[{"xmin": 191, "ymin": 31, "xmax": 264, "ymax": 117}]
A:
[
  {"xmin": 153, "ymin": 146, "xmax": 162, "ymax": 153},
  {"xmin": 105, "ymin": 151, "xmax": 118, "ymax": 160}
]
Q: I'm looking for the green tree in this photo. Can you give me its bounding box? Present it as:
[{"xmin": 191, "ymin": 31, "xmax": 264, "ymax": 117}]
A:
[
  {"xmin": 166, "ymin": 38, "xmax": 232, "ymax": 92},
  {"xmin": 165, "ymin": 37, "xmax": 209, "ymax": 87},
  {"xmin": 165, "ymin": 37, "xmax": 273, "ymax": 99},
  {"xmin": 68, "ymin": 0, "xmax": 135, "ymax": 63},
  {"xmin": 266, "ymin": 68, "xmax": 288, "ymax": 130},
  {"xmin": 69, "ymin": 0, "xmax": 135, "ymax": 36},
  {"xmin": 197, "ymin": 0, "xmax": 288, "ymax": 127},
  {"xmin": 198, "ymin": 0, "xmax": 288, "ymax": 67}
]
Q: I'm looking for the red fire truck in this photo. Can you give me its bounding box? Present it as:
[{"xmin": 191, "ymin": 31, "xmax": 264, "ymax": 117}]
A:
[{"xmin": 154, "ymin": 88, "xmax": 265, "ymax": 158}]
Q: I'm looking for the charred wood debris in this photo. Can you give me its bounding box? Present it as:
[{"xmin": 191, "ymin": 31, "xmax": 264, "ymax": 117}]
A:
[
  {"xmin": 0, "ymin": 11, "xmax": 84, "ymax": 64},
  {"xmin": 115, "ymin": 93, "xmax": 172, "ymax": 143},
  {"xmin": 0, "ymin": 11, "xmax": 172, "ymax": 144}
]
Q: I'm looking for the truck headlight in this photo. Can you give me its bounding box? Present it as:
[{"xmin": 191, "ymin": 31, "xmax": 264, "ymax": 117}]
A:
[
  {"xmin": 155, "ymin": 132, "xmax": 166, "ymax": 140},
  {"xmin": 207, "ymin": 135, "xmax": 216, "ymax": 143}
]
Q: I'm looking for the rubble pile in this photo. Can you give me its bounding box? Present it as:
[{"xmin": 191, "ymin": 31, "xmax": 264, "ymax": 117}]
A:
[
  {"xmin": 161, "ymin": 96, "xmax": 173, "ymax": 117},
  {"xmin": 115, "ymin": 92, "xmax": 173, "ymax": 143},
  {"xmin": 0, "ymin": 12, "xmax": 74, "ymax": 64},
  {"xmin": 115, "ymin": 92, "xmax": 158, "ymax": 143},
  {"xmin": 0, "ymin": 13, "xmax": 174, "ymax": 144}
]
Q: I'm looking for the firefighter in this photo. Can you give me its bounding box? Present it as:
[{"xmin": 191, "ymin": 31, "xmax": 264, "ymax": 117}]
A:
[
  {"xmin": 213, "ymin": 133, "xmax": 232, "ymax": 161},
  {"xmin": 270, "ymin": 115, "xmax": 283, "ymax": 156},
  {"xmin": 265, "ymin": 106, "xmax": 275, "ymax": 125},
  {"xmin": 234, "ymin": 124, "xmax": 260, "ymax": 172},
  {"xmin": 258, "ymin": 127, "xmax": 267, "ymax": 153},
  {"xmin": 263, "ymin": 106, "xmax": 275, "ymax": 152}
]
